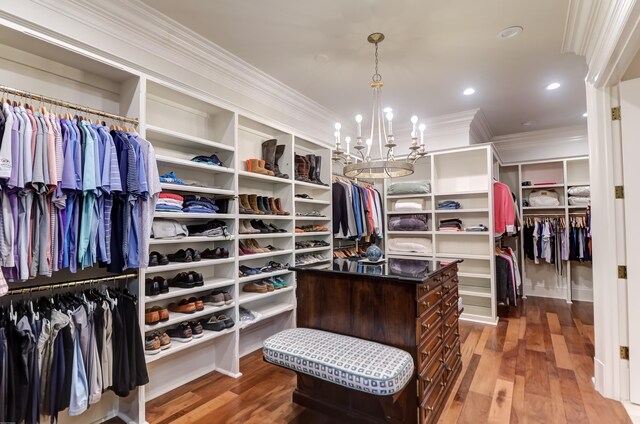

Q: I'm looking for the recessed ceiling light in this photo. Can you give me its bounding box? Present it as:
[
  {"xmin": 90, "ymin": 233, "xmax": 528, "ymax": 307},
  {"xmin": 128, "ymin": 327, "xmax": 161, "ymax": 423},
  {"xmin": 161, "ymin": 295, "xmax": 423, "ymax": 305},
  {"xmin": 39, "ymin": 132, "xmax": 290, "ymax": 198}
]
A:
[
  {"xmin": 521, "ymin": 120, "xmax": 535, "ymax": 127},
  {"xmin": 546, "ymin": 82, "xmax": 561, "ymax": 90},
  {"xmin": 498, "ymin": 26, "xmax": 523, "ymax": 39},
  {"xmin": 582, "ymin": 112, "xmax": 588, "ymax": 117},
  {"xmin": 463, "ymin": 88, "xmax": 475, "ymax": 96},
  {"xmin": 383, "ymin": 107, "xmax": 392, "ymax": 113}
]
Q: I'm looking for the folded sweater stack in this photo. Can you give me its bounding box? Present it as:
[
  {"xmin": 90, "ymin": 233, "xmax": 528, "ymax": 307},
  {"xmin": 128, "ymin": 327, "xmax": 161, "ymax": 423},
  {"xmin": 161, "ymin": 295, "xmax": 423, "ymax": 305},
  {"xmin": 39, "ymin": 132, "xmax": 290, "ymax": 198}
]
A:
[
  {"xmin": 183, "ymin": 195, "xmax": 220, "ymax": 214},
  {"xmin": 156, "ymin": 193, "xmax": 184, "ymax": 212},
  {"xmin": 439, "ymin": 218, "xmax": 462, "ymax": 231},
  {"xmin": 437, "ymin": 200, "xmax": 461, "ymax": 210}
]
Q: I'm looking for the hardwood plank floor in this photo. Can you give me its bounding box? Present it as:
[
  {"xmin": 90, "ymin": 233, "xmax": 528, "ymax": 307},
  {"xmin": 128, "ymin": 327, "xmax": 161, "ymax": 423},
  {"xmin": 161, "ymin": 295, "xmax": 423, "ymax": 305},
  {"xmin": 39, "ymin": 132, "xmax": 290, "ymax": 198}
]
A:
[{"xmin": 144, "ymin": 297, "xmax": 631, "ymax": 424}]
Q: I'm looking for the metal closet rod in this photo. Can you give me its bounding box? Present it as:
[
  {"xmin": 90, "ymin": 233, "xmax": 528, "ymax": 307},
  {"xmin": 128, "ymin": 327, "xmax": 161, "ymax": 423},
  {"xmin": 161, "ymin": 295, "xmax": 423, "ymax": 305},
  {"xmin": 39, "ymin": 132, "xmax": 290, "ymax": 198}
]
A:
[
  {"xmin": 0, "ymin": 84, "xmax": 139, "ymax": 126},
  {"xmin": 6, "ymin": 272, "xmax": 138, "ymax": 295}
]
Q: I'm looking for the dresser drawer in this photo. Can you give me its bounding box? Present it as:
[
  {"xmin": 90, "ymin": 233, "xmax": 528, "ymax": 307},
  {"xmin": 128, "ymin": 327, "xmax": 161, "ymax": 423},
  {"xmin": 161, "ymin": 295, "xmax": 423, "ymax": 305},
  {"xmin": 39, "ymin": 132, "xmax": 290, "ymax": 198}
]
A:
[
  {"xmin": 417, "ymin": 285, "xmax": 443, "ymax": 316},
  {"xmin": 442, "ymin": 288, "xmax": 458, "ymax": 316},
  {"xmin": 418, "ymin": 344, "xmax": 444, "ymax": 399},
  {"xmin": 416, "ymin": 276, "xmax": 444, "ymax": 299},
  {"xmin": 444, "ymin": 341, "xmax": 462, "ymax": 382},
  {"xmin": 419, "ymin": 369, "xmax": 447, "ymax": 424},
  {"xmin": 443, "ymin": 307, "xmax": 459, "ymax": 338},
  {"xmin": 418, "ymin": 328, "xmax": 442, "ymax": 371},
  {"xmin": 441, "ymin": 275, "xmax": 458, "ymax": 295},
  {"xmin": 417, "ymin": 305, "xmax": 443, "ymax": 344},
  {"xmin": 443, "ymin": 331, "xmax": 460, "ymax": 364}
]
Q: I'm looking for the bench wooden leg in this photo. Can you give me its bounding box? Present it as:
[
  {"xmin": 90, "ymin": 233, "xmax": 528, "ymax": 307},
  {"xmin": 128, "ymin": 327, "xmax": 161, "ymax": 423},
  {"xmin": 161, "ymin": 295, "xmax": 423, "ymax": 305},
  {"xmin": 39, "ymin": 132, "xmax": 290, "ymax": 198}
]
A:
[{"xmin": 292, "ymin": 373, "xmax": 417, "ymax": 424}]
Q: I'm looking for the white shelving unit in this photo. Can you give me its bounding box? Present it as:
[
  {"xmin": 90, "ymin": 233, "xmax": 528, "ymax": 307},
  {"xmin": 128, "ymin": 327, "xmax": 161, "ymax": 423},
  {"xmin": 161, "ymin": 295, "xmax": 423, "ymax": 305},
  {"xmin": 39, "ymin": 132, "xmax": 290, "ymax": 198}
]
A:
[
  {"xmin": 501, "ymin": 157, "xmax": 592, "ymax": 302},
  {"xmin": 384, "ymin": 145, "xmax": 499, "ymax": 325}
]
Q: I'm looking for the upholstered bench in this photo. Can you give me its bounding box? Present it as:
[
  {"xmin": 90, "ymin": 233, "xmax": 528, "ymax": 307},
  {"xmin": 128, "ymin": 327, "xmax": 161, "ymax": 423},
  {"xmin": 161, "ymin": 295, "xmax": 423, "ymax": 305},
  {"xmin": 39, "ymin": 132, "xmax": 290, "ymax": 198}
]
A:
[{"xmin": 263, "ymin": 328, "xmax": 415, "ymax": 423}]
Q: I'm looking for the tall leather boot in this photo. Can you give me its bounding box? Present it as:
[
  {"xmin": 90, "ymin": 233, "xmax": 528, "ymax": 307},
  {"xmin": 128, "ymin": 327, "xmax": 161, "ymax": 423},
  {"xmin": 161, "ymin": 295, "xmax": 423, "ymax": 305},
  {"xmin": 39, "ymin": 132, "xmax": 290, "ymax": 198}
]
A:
[
  {"xmin": 239, "ymin": 194, "xmax": 252, "ymax": 214},
  {"xmin": 314, "ymin": 155, "xmax": 328, "ymax": 186},
  {"xmin": 260, "ymin": 196, "xmax": 273, "ymax": 214},
  {"xmin": 274, "ymin": 198, "xmax": 290, "ymax": 215},
  {"xmin": 306, "ymin": 155, "xmax": 318, "ymax": 184},
  {"xmin": 301, "ymin": 156, "xmax": 312, "ymax": 182},
  {"xmin": 294, "ymin": 155, "xmax": 306, "ymax": 181},
  {"xmin": 262, "ymin": 139, "xmax": 277, "ymax": 175},
  {"xmin": 268, "ymin": 197, "xmax": 283, "ymax": 215},
  {"xmin": 248, "ymin": 194, "xmax": 264, "ymax": 214},
  {"xmin": 274, "ymin": 145, "xmax": 289, "ymax": 179}
]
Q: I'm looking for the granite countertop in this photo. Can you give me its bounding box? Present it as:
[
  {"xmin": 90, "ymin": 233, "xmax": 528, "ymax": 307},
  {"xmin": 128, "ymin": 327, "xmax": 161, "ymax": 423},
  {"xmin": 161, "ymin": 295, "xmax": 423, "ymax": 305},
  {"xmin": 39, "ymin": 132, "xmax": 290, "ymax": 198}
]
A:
[{"xmin": 290, "ymin": 257, "xmax": 461, "ymax": 283}]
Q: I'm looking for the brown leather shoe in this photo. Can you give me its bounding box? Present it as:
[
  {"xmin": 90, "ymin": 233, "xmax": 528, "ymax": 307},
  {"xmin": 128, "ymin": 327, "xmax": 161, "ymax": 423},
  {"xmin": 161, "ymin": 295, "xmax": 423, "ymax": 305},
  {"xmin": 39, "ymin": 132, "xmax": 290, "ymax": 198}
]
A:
[
  {"xmin": 274, "ymin": 198, "xmax": 289, "ymax": 215},
  {"xmin": 243, "ymin": 282, "xmax": 268, "ymax": 293},
  {"xmin": 188, "ymin": 297, "xmax": 205, "ymax": 311},
  {"xmin": 150, "ymin": 306, "xmax": 170, "ymax": 322},
  {"xmin": 168, "ymin": 299, "xmax": 197, "ymax": 314},
  {"xmin": 145, "ymin": 309, "xmax": 160, "ymax": 325}
]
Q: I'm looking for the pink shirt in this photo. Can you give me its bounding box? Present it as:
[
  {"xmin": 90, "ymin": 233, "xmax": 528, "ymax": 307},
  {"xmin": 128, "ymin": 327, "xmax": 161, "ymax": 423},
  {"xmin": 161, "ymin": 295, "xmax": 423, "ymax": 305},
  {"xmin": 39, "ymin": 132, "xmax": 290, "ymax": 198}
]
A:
[{"xmin": 494, "ymin": 181, "xmax": 515, "ymax": 235}]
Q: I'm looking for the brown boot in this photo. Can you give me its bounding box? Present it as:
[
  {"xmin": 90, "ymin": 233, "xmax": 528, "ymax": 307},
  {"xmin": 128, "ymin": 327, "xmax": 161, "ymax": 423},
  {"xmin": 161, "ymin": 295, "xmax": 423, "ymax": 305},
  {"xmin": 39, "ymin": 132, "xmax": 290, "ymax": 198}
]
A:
[
  {"xmin": 248, "ymin": 194, "xmax": 264, "ymax": 214},
  {"xmin": 247, "ymin": 159, "xmax": 274, "ymax": 176},
  {"xmin": 262, "ymin": 139, "xmax": 277, "ymax": 174},
  {"xmin": 274, "ymin": 198, "xmax": 289, "ymax": 215},
  {"xmin": 295, "ymin": 155, "xmax": 308, "ymax": 181},
  {"xmin": 268, "ymin": 197, "xmax": 283, "ymax": 215},
  {"xmin": 258, "ymin": 160, "xmax": 275, "ymax": 176},
  {"xmin": 239, "ymin": 194, "xmax": 252, "ymax": 214},
  {"xmin": 274, "ymin": 145, "xmax": 289, "ymax": 179}
]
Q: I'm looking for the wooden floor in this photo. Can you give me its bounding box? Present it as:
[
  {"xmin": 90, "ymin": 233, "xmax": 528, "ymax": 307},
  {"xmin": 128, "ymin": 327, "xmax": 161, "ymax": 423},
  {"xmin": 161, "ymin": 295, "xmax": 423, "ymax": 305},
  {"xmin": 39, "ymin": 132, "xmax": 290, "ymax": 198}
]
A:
[{"xmin": 144, "ymin": 297, "xmax": 631, "ymax": 424}]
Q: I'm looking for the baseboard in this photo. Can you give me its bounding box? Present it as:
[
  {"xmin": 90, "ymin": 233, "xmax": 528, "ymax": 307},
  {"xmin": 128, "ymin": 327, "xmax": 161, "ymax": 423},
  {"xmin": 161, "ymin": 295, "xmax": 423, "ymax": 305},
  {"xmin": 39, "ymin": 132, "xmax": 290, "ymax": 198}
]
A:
[
  {"xmin": 522, "ymin": 284, "xmax": 568, "ymax": 300},
  {"xmin": 571, "ymin": 286, "xmax": 594, "ymax": 302},
  {"xmin": 623, "ymin": 402, "xmax": 640, "ymax": 423}
]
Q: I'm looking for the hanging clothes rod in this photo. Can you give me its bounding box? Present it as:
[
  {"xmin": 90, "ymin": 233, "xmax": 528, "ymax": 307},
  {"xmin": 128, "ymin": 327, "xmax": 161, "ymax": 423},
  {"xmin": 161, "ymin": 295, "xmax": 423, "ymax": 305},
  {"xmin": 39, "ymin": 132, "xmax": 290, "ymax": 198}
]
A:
[
  {"xmin": 522, "ymin": 213, "xmax": 586, "ymax": 216},
  {"xmin": 6, "ymin": 273, "xmax": 138, "ymax": 296},
  {"xmin": 0, "ymin": 85, "xmax": 139, "ymax": 126}
]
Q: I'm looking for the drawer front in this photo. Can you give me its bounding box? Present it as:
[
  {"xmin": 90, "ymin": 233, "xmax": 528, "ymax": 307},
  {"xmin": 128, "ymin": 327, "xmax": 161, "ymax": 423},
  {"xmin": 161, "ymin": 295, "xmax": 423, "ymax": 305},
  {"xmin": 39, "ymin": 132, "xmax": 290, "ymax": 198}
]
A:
[
  {"xmin": 417, "ymin": 306, "xmax": 443, "ymax": 344},
  {"xmin": 441, "ymin": 275, "xmax": 458, "ymax": 295},
  {"xmin": 419, "ymin": 370, "xmax": 447, "ymax": 424},
  {"xmin": 443, "ymin": 307, "xmax": 459, "ymax": 339},
  {"xmin": 444, "ymin": 336, "xmax": 461, "ymax": 368},
  {"xmin": 444, "ymin": 343, "xmax": 462, "ymax": 383},
  {"xmin": 417, "ymin": 285, "xmax": 443, "ymax": 316},
  {"xmin": 418, "ymin": 345, "xmax": 444, "ymax": 399},
  {"xmin": 442, "ymin": 288, "xmax": 458, "ymax": 316},
  {"xmin": 418, "ymin": 329, "xmax": 442, "ymax": 371},
  {"xmin": 416, "ymin": 276, "xmax": 444, "ymax": 300},
  {"xmin": 439, "ymin": 264, "xmax": 457, "ymax": 280}
]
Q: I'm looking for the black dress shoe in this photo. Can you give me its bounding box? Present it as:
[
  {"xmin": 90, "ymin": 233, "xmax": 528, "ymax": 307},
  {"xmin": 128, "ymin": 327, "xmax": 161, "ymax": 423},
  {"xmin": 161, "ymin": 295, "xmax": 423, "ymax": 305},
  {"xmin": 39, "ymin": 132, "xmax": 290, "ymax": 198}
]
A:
[
  {"xmin": 154, "ymin": 276, "xmax": 169, "ymax": 294},
  {"xmin": 145, "ymin": 278, "xmax": 161, "ymax": 296},
  {"xmin": 251, "ymin": 220, "xmax": 270, "ymax": 233}
]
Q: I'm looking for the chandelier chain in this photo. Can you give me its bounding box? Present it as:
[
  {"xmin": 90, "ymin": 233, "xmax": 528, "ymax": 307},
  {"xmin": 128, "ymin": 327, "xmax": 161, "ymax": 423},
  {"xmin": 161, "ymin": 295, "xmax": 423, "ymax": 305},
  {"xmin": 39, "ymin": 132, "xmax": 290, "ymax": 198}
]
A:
[{"xmin": 372, "ymin": 42, "xmax": 382, "ymax": 82}]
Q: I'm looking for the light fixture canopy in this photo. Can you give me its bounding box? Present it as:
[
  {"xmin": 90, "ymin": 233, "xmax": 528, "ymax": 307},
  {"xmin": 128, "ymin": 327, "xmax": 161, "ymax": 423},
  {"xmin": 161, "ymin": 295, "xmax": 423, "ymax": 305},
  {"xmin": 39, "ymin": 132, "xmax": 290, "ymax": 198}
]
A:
[
  {"xmin": 498, "ymin": 26, "xmax": 523, "ymax": 39},
  {"xmin": 333, "ymin": 33, "xmax": 426, "ymax": 179}
]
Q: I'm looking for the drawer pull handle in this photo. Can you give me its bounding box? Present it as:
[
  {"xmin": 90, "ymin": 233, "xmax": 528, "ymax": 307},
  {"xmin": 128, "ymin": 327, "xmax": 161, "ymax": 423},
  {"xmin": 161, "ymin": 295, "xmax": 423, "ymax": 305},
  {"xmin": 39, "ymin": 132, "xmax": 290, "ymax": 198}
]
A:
[
  {"xmin": 446, "ymin": 367, "xmax": 453, "ymax": 372},
  {"xmin": 425, "ymin": 406, "xmax": 434, "ymax": 412},
  {"xmin": 455, "ymin": 331, "xmax": 460, "ymax": 337},
  {"xmin": 421, "ymin": 284, "xmax": 431, "ymax": 291},
  {"xmin": 424, "ymin": 376, "xmax": 434, "ymax": 383},
  {"xmin": 421, "ymin": 349, "xmax": 431, "ymax": 360},
  {"xmin": 422, "ymin": 322, "xmax": 432, "ymax": 331},
  {"xmin": 441, "ymin": 381, "xmax": 448, "ymax": 387},
  {"xmin": 443, "ymin": 285, "xmax": 451, "ymax": 290},
  {"xmin": 446, "ymin": 300, "xmax": 455, "ymax": 307},
  {"xmin": 436, "ymin": 291, "xmax": 442, "ymax": 297},
  {"xmin": 421, "ymin": 301, "xmax": 431, "ymax": 308},
  {"xmin": 435, "ymin": 276, "xmax": 443, "ymax": 282},
  {"xmin": 445, "ymin": 323, "xmax": 454, "ymax": 329},
  {"xmin": 457, "ymin": 352, "xmax": 462, "ymax": 358}
]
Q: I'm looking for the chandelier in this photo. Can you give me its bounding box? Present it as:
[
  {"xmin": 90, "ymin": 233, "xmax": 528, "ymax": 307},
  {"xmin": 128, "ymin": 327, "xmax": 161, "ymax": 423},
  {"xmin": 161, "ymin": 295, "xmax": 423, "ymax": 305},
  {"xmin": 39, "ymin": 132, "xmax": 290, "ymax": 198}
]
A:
[{"xmin": 332, "ymin": 32, "xmax": 427, "ymax": 179}]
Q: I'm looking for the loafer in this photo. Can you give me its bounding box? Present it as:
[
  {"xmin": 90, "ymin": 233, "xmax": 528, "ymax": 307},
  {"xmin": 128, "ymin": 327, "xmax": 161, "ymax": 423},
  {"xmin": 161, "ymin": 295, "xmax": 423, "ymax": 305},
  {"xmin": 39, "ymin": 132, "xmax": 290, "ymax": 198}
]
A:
[
  {"xmin": 145, "ymin": 278, "xmax": 161, "ymax": 296},
  {"xmin": 155, "ymin": 276, "xmax": 170, "ymax": 294},
  {"xmin": 202, "ymin": 248, "xmax": 222, "ymax": 259},
  {"xmin": 188, "ymin": 297, "xmax": 205, "ymax": 311},
  {"xmin": 145, "ymin": 309, "xmax": 160, "ymax": 325},
  {"xmin": 188, "ymin": 321, "xmax": 204, "ymax": 338},
  {"xmin": 242, "ymin": 282, "xmax": 268, "ymax": 293},
  {"xmin": 149, "ymin": 251, "xmax": 169, "ymax": 266},
  {"xmin": 186, "ymin": 248, "xmax": 202, "ymax": 262},
  {"xmin": 200, "ymin": 292, "xmax": 225, "ymax": 306},
  {"xmin": 168, "ymin": 272, "xmax": 196, "ymax": 289},
  {"xmin": 199, "ymin": 316, "xmax": 225, "ymax": 332},
  {"xmin": 150, "ymin": 306, "xmax": 170, "ymax": 322},
  {"xmin": 210, "ymin": 289, "xmax": 233, "ymax": 305},
  {"xmin": 168, "ymin": 249, "xmax": 192, "ymax": 263},
  {"xmin": 259, "ymin": 281, "xmax": 275, "ymax": 292},
  {"xmin": 166, "ymin": 324, "xmax": 193, "ymax": 343},
  {"xmin": 188, "ymin": 271, "xmax": 204, "ymax": 286},
  {"xmin": 216, "ymin": 314, "xmax": 235, "ymax": 329},
  {"xmin": 168, "ymin": 300, "xmax": 197, "ymax": 314}
]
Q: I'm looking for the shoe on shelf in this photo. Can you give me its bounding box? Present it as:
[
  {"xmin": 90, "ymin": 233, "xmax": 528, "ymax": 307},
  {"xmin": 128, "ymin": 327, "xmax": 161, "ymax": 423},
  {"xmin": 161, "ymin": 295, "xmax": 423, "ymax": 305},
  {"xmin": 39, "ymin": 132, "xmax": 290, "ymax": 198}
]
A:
[
  {"xmin": 145, "ymin": 309, "xmax": 160, "ymax": 325},
  {"xmin": 239, "ymin": 265, "xmax": 262, "ymax": 276},
  {"xmin": 246, "ymin": 158, "xmax": 275, "ymax": 176},
  {"xmin": 268, "ymin": 197, "xmax": 283, "ymax": 215},
  {"xmin": 145, "ymin": 278, "xmax": 160, "ymax": 296},
  {"xmin": 274, "ymin": 198, "xmax": 289, "ymax": 215},
  {"xmin": 144, "ymin": 335, "xmax": 161, "ymax": 355},
  {"xmin": 166, "ymin": 324, "xmax": 193, "ymax": 343},
  {"xmin": 248, "ymin": 194, "xmax": 264, "ymax": 215},
  {"xmin": 239, "ymin": 194, "xmax": 253, "ymax": 214},
  {"xmin": 149, "ymin": 251, "xmax": 169, "ymax": 266},
  {"xmin": 243, "ymin": 282, "xmax": 268, "ymax": 293},
  {"xmin": 217, "ymin": 314, "xmax": 235, "ymax": 328},
  {"xmin": 199, "ymin": 316, "xmax": 226, "ymax": 332},
  {"xmin": 150, "ymin": 331, "xmax": 172, "ymax": 350},
  {"xmin": 258, "ymin": 281, "xmax": 275, "ymax": 292},
  {"xmin": 202, "ymin": 247, "xmax": 223, "ymax": 259},
  {"xmin": 185, "ymin": 248, "xmax": 202, "ymax": 262},
  {"xmin": 274, "ymin": 144, "xmax": 289, "ymax": 179},
  {"xmin": 155, "ymin": 276, "xmax": 169, "ymax": 294},
  {"xmin": 167, "ymin": 249, "xmax": 193, "ymax": 263},
  {"xmin": 295, "ymin": 194, "xmax": 312, "ymax": 199},
  {"xmin": 200, "ymin": 292, "xmax": 225, "ymax": 306},
  {"xmin": 188, "ymin": 271, "xmax": 204, "ymax": 286},
  {"xmin": 168, "ymin": 299, "xmax": 197, "ymax": 314},
  {"xmin": 167, "ymin": 272, "xmax": 196, "ymax": 289},
  {"xmin": 210, "ymin": 289, "xmax": 233, "ymax": 305},
  {"xmin": 258, "ymin": 196, "xmax": 272, "ymax": 214},
  {"xmin": 187, "ymin": 297, "xmax": 205, "ymax": 311},
  {"xmin": 269, "ymin": 223, "xmax": 287, "ymax": 233},
  {"xmin": 149, "ymin": 306, "xmax": 170, "ymax": 322},
  {"xmin": 188, "ymin": 321, "xmax": 204, "ymax": 338}
]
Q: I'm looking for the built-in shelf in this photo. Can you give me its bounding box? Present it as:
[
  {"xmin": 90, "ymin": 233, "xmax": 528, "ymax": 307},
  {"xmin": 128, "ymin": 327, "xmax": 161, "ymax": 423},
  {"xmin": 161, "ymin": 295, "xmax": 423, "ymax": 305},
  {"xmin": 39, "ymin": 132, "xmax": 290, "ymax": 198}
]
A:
[
  {"xmin": 154, "ymin": 212, "xmax": 235, "ymax": 220},
  {"xmin": 294, "ymin": 231, "xmax": 331, "ymax": 237},
  {"xmin": 386, "ymin": 253, "xmax": 435, "ymax": 261},
  {"xmin": 238, "ymin": 233, "xmax": 293, "ymax": 239},
  {"xmin": 522, "ymin": 206, "xmax": 566, "ymax": 211},
  {"xmin": 295, "ymin": 246, "xmax": 331, "ymax": 254},
  {"xmin": 387, "ymin": 210, "xmax": 432, "ymax": 215},
  {"xmin": 239, "ymin": 269, "xmax": 293, "ymax": 284},
  {"xmin": 239, "ymin": 303, "xmax": 295, "ymax": 330},
  {"xmin": 144, "ymin": 302, "xmax": 235, "ymax": 332},
  {"xmin": 294, "ymin": 198, "xmax": 330, "ymax": 205},
  {"xmin": 434, "ymin": 208, "xmax": 489, "ymax": 214},
  {"xmin": 146, "ymin": 327, "xmax": 236, "ymax": 364},
  {"xmin": 567, "ymin": 182, "xmax": 590, "ymax": 186},
  {"xmin": 458, "ymin": 272, "xmax": 492, "ymax": 279},
  {"xmin": 295, "ymin": 216, "xmax": 331, "ymax": 221},
  {"xmin": 159, "ymin": 183, "xmax": 235, "ymax": 196},
  {"xmin": 386, "ymin": 194, "xmax": 431, "ymax": 200},
  {"xmin": 436, "ymin": 253, "xmax": 491, "ymax": 260},
  {"xmin": 145, "ymin": 277, "xmax": 235, "ymax": 303},
  {"xmin": 146, "ymin": 124, "xmax": 235, "ymax": 152},
  {"xmin": 521, "ymin": 184, "xmax": 564, "ymax": 189},
  {"xmin": 568, "ymin": 205, "xmax": 588, "ymax": 209},
  {"xmin": 238, "ymin": 170, "xmax": 293, "ymax": 185},
  {"xmin": 239, "ymin": 286, "xmax": 295, "ymax": 305},
  {"xmin": 294, "ymin": 180, "xmax": 331, "ymax": 190},
  {"xmin": 238, "ymin": 249, "xmax": 293, "ymax": 261},
  {"xmin": 145, "ymin": 257, "xmax": 235, "ymax": 274},
  {"xmin": 387, "ymin": 231, "xmax": 432, "ymax": 236},
  {"xmin": 239, "ymin": 214, "xmax": 293, "ymax": 220},
  {"xmin": 434, "ymin": 231, "xmax": 490, "ymax": 236},
  {"xmin": 149, "ymin": 236, "xmax": 233, "ymax": 245},
  {"xmin": 386, "ymin": 251, "xmax": 433, "ymax": 258},
  {"xmin": 459, "ymin": 286, "xmax": 492, "ymax": 298},
  {"xmin": 434, "ymin": 190, "xmax": 489, "ymax": 196},
  {"xmin": 155, "ymin": 155, "xmax": 235, "ymax": 175},
  {"xmin": 295, "ymin": 258, "xmax": 331, "ymax": 267}
]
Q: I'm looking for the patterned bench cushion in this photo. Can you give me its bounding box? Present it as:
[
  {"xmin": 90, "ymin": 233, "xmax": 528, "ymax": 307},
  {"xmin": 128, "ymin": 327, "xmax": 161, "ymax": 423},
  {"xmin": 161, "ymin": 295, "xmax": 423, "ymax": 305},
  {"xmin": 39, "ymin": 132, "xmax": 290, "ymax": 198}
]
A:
[{"xmin": 263, "ymin": 328, "xmax": 415, "ymax": 396}]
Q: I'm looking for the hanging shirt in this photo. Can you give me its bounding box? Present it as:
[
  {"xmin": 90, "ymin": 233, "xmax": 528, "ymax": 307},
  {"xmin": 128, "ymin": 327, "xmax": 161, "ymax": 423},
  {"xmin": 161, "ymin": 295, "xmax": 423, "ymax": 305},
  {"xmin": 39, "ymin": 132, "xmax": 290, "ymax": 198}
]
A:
[{"xmin": 136, "ymin": 135, "xmax": 160, "ymax": 268}]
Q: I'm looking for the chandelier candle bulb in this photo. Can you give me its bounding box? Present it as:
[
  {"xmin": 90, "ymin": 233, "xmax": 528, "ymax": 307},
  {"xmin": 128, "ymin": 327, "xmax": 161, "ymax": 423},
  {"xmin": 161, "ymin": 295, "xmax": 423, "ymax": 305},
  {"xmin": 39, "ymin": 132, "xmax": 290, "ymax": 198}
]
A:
[
  {"xmin": 419, "ymin": 123, "xmax": 426, "ymax": 146},
  {"xmin": 356, "ymin": 114, "xmax": 362, "ymax": 138},
  {"xmin": 386, "ymin": 112, "xmax": 393, "ymax": 135},
  {"xmin": 345, "ymin": 136, "xmax": 351, "ymax": 155}
]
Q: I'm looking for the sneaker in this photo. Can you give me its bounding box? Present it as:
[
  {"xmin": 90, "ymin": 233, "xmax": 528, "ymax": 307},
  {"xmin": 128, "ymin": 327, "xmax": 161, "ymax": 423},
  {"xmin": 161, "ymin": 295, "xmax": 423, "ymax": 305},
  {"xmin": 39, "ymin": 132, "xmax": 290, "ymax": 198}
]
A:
[
  {"xmin": 211, "ymin": 289, "xmax": 233, "ymax": 305},
  {"xmin": 199, "ymin": 316, "xmax": 226, "ymax": 332},
  {"xmin": 145, "ymin": 335, "xmax": 161, "ymax": 355},
  {"xmin": 166, "ymin": 324, "xmax": 193, "ymax": 343},
  {"xmin": 153, "ymin": 331, "xmax": 172, "ymax": 350},
  {"xmin": 188, "ymin": 321, "xmax": 204, "ymax": 338}
]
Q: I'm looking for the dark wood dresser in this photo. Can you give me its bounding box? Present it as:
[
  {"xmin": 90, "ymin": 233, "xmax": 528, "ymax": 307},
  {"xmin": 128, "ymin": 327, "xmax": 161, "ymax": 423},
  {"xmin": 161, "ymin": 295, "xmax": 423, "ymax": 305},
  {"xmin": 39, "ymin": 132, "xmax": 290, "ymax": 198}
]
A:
[{"xmin": 291, "ymin": 258, "xmax": 462, "ymax": 423}]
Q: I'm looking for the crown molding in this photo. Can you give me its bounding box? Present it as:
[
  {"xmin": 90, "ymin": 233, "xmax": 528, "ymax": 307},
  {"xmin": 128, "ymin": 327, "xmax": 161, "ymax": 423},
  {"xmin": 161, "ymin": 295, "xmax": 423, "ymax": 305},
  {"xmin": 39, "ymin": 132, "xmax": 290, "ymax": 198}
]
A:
[
  {"xmin": 423, "ymin": 109, "xmax": 480, "ymax": 137},
  {"xmin": 563, "ymin": 0, "xmax": 640, "ymax": 86},
  {"xmin": 469, "ymin": 109, "xmax": 494, "ymax": 144},
  {"xmin": 1, "ymin": 0, "xmax": 339, "ymax": 143},
  {"xmin": 491, "ymin": 125, "xmax": 588, "ymax": 151}
]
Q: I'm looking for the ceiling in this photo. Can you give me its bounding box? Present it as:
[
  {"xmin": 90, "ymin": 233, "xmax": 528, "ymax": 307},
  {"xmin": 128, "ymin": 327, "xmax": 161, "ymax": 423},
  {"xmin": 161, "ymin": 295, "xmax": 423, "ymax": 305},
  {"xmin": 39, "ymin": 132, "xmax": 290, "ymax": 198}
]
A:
[{"xmin": 140, "ymin": 0, "xmax": 588, "ymax": 138}]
